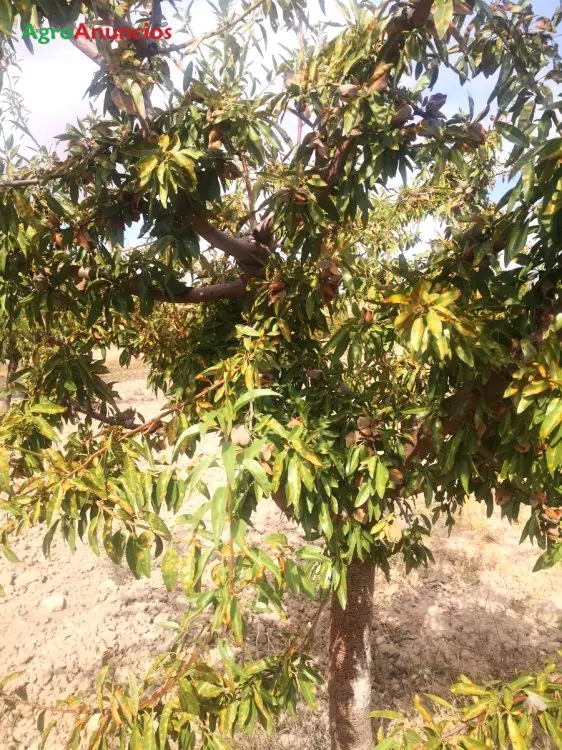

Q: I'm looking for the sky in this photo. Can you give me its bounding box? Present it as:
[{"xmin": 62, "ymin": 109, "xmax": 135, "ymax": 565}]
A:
[
  {"xmin": 4, "ymin": 0, "xmax": 561, "ymax": 249},
  {"xmin": 10, "ymin": 0, "xmax": 559, "ymax": 151}
]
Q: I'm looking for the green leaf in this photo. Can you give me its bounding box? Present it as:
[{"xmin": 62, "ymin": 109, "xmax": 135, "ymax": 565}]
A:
[
  {"xmin": 533, "ymin": 542, "xmax": 562, "ymax": 571},
  {"xmin": 147, "ymin": 512, "xmax": 171, "ymax": 541},
  {"xmin": 96, "ymin": 664, "xmax": 109, "ymax": 711},
  {"xmin": 455, "ymin": 339, "xmax": 474, "ymax": 367},
  {"xmin": 29, "ymin": 400, "xmax": 66, "ymax": 415},
  {"xmin": 129, "ymin": 82, "xmax": 146, "ymax": 118},
  {"xmin": 319, "ymin": 504, "xmax": 334, "ymax": 539},
  {"xmin": 505, "ymin": 220, "xmax": 528, "ymax": 265},
  {"xmin": 45, "ymin": 484, "xmax": 64, "ymax": 528},
  {"xmin": 158, "ymin": 703, "xmax": 172, "ymax": 748},
  {"xmin": 410, "ymin": 317, "xmax": 425, "ymax": 352},
  {"xmin": 2, "ymin": 543, "xmax": 18, "ymax": 563},
  {"xmin": 426, "ymin": 309, "xmax": 442, "ymax": 338},
  {"xmin": 540, "ymin": 399, "xmax": 562, "ymax": 439},
  {"xmin": 33, "ymin": 416, "xmax": 58, "ymax": 441},
  {"xmin": 369, "ymin": 709, "xmax": 405, "ymax": 721},
  {"xmin": 423, "ymin": 693, "xmax": 454, "ymax": 709},
  {"xmin": 433, "ymin": 0, "xmax": 453, "ymax": 38},
  {"xmin": 374, "ymin": 459, "xmax": 389, "ymax": 499},
  {"xmin": 507, "ymin": 714, "xmax": 527, "ymax": 750},
  {"xmin": 236, "ymin": 325, "xmax": 262, "ymax": 337},
  {"xmin": 543, "ymin": 711, "xmax": 562, "ymax": 746},
  {"xmin": 161, "ymin": 546, "xmax": 179, "ymax": 591},
  {"xmin": 242, "ymin": 458, "xmax": 271, "ymax": 492},
  {"xmin": 354, "ymin": 480, "xmax": 371, "ymax": 507},
  {"xmin": 373, "ymin": 738, "xmax": 402, "ymax": 750},
  {"xmin": 233, "ymin": 388, "xmax": 279, "ymax": 413},
  {"xmin": 222, "ymin": 441, "xmax": 236, "ymax": 485},
  {"xmin": 211, "ymin": 486, "xmax": 228, "ymax": 544},
  {"xmin": 128, "ymin": 669, "xmax": 139, "ymax": 716},
  {"xmin": 286, "ymin": 454, "xmax": 301, "ymax": 507},
  {"xmin": 336, "ymin": 566, "xmax": 347, "ymax": 609},
  {"xmin": 0, "ymin": 447, "xmax": 9, "ymax": 493},
  {"xmin": 297, "ymin": 546, "xmax": 329, "ymax": 562},
  {"xmin": 230, "ymin": 598, "xmax": 244, "ymax": 643},
  {"xmin": 496, "ymin": 121, "xmax": 529, "ymax": 149},
  {"xmin": 172, "ymin": 423, "xmax": 202, "ymax": 461}
]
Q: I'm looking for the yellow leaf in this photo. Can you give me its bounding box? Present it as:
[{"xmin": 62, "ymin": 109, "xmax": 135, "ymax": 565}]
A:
[{"xmin": 410, "ymin": 317, "xmax": 425, "ymax": 352}]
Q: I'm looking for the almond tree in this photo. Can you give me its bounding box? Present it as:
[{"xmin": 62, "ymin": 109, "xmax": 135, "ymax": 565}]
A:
[{"xmin": 1, "ymin": 1, "xmax": 562, "ymax": 749}]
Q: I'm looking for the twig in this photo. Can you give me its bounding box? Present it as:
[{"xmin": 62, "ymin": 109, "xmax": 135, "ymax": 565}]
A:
[
  {"xmin": 72, "ymin": 402, "xmax": 139, "ymax": 428},
  {"xmin": 240, "ymin": 154, "xmax": 256, "ymax": 229},
  {"xmin": 163, "ymin": 0, "xmax": 265, "ymax": 55},
  {"xmin": 298, "ymin": 597, "xmax": 329, "ymax": 652}
]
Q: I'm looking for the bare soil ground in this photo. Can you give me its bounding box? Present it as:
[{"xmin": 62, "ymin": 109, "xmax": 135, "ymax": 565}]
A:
[{"xmin": 1, "ymin": 354, "xmax": 561, "ymax": 749}]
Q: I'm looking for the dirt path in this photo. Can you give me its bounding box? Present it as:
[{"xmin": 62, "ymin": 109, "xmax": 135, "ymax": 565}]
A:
[{"xmin": 1, "ymin": 360, "xmax": 561, "ymax": 749}]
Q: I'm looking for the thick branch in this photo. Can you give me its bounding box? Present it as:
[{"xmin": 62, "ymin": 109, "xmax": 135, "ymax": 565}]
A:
[
  {"xmin": 73, "ymin": 266, "xmax": 247, "ymax": 304},
  {"xmin": 146, "ymin": 278, "xmax": 247, "ymax": 303},
  {"xmin": 190, "ymin": 215, "xmax": 270, "ymax": 274},
  {"xmin": 71, "ymin": 36, "xmax": 104, "ymax": 65}
]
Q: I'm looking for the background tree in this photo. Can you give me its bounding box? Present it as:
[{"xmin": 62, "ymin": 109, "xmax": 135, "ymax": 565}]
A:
[{"xmin": 0, "ymin": 0, "xmax": 562, "ymax": 748}]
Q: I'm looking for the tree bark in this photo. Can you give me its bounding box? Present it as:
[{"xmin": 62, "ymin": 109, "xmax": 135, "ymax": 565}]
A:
[{"xmin": 329, "ymin": 560, "xmax": 376, "ymax": 750}]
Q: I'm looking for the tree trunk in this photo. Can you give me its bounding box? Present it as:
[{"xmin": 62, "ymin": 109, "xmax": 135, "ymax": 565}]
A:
[{"xmin": 329, "ymin": 560, "xmax": 376, "ymax": 750}]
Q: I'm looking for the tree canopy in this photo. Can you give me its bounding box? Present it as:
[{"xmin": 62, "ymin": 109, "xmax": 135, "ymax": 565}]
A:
[{"xmin": 1, "ymin": 0, "xmax": 562, "ymax": 748}]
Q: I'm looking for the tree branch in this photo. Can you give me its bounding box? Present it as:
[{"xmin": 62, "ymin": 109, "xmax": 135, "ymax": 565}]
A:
[
  {"xmin": 190, "ymin": 215, "xmax": 270, "ymax": 274},
  {"xmin": 72, "ymin": 265, "xmax": 247, "ymax": 304},
  {"xmin": 72, "ymin": 402, "xmax": 140, "ymax": 428},
  {"xmin": 0, "ymin": 178, "xmax": 42, "ymax": 188},
  {"xmin": 319, "ymin": 0, "xmax": 435, "ymax": 191},
  {"xmin": 71, "ymin": 36, "xmax": 104, "ymax": 65},
  {"xmin": 382, "ymin": 0, "xmax": 436, "ymax": 66},
  {"xmin": 146, "ymin": 278, "xmax": 247, "ymax": 303}
]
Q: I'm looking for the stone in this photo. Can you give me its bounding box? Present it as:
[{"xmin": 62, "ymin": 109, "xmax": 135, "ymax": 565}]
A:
[{"xmin": 40, "ymin": 594, "xmax": 67, "ymax": 613}]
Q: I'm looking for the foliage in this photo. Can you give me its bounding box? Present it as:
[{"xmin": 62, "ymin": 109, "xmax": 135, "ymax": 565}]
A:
[{"xmin": 371, "ymin": 654, "xmax": 562, "ymax": 749}]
